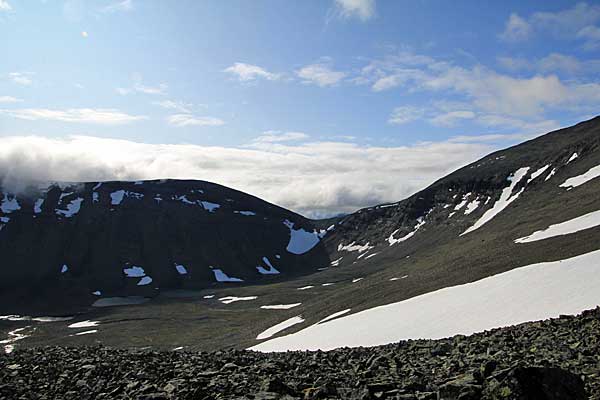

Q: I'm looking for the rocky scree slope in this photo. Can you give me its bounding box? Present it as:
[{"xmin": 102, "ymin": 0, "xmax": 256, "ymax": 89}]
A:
[
  {"xmin": 1, "ymin": 307, "xmax": 599, "ymax": 399},
  {"xmin": 0, "ymin": 179, "xmax": 329, "ymax": 314}
]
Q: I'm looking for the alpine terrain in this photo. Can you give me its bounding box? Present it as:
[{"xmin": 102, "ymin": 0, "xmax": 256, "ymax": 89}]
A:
[{"xmin": 2, "ymin": 116, "xmax": 600, "ymax": 398}]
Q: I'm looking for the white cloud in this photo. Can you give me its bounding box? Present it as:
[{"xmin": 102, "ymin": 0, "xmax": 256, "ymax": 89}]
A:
[
  {"xmin": 102, "ymin": 0, "xmax": 133, "ymax": 13},
  {"xmin": 0, "ymin": 0, "xmax": 11, "ymax": 11},
  {"xmin": 224, "ymin": 63, "xmax": 279, "ymax": 81},
  {"xmin": 333, "ymin": 0, "xmax": 375, "ymax": 21},
  {"xmin": 117, "ymin": 74, "xmax": 168, "ymax": 96},
  {"xmin": 430, "ymin": 110, "xmax": 476, "ymax": 127},
  {"xmin": 153, "ymin": 100, "xmax": 192, "ymax": 113},
  {"xmin": 0, "ymin": 96, "xmax": 22, "ymax": 103},
  {"xmin": 252, "ymin": 131, "xmax": 309, "ymax": 143},
  {"xmin": 81, "ymin": 31, "xmax": 88, "ymax": 38},
  {"xmin": 577, "ymin": 25, "xmax": 600, "ymax": 49},
  {"xmin": 0, "ymin": 135, "xmax": 492, "ymax": 217},
  {"xmin": 500, "ymin": 3, "xmax": 600, "ymax": 47},
  {"xmin": 388, "ymin": 106, "xmax": 425, "ymax": 125},
  {"xmin": 0, "ymin": 108, "xmax": 147, "ymax": 125},
  {"xmin": 8, "ymin": 72, "xmax": 33, "ymax": 86},
  {"xmin": 296, "ymin": 62, "xmax": 346, "ymax": 87},
  {"xmin": 499, "ymin": 13, "xmax": 532, "ymax": 41},
  {"xmin": 167, "ymin": 114, "xmax": 224, "ymax": 127}
]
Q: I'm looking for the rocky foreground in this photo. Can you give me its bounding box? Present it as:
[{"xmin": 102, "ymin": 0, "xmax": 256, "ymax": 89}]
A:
[{"xmin": 1, "ymin": 308, "xmax": 600, "ymax": 399}]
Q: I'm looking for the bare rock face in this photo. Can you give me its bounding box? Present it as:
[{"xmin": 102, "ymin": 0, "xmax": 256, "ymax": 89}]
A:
[{"xmin": 0, "ymin": 179, "xmax": 330, "ymax": 314}]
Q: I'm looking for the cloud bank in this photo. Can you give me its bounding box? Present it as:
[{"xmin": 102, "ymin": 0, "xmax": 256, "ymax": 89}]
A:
[{"xmin": 0, "ymin": 135, "xmax": 499, "ymax": 218}]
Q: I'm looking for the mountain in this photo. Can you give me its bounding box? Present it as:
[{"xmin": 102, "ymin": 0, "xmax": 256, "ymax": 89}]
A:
[
  {"xmin": 0, "ymin": 179, "xmax": 329, "ymax": 314},
  {"xmin": 1, "ymin": 116, "xmax": 600, "ymax": 354}
]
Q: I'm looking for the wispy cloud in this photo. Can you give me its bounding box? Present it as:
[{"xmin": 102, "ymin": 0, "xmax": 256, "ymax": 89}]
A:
[
  {"xmin": 388, "ymin": 106, "xmax": 425, "ymax": 125},
  {"xmin": 296, "ymin": 61, "xmax": 346, "ymax": 87},
  {"xmin": 167, "ymin": 114, "xmax": 225, "ymax": 127},
  {"xmin": 102, "ymin": 0, "xmax": 133, "ymax": 13},
  {"xmin": 224, "ymin": 63, "xmax": 280, "ymax": 82},
  {"xmin": 0, "ymin": 0, "xmax": 11, "ymax": 11},
  {"xmin": 8, "ymin": 72, "xmax": 33, "ymax": 86},
  {"xmin": 0, "ymin": 96, "xmax": 22, "ymax": 103},
  {"xmin": 0, "ymin": 108, "xmax": 147, "ymax": 125},
  {"xmin": 332, "ymin": 0, "xmax": 375, "ymax": 21},
  {"xmin": 499, "ymin": 13, "xmax": 532, "ymax": 42},
  {"xmin": 0, "ymin": 134, "xmax": 493, "ymax": 217},
  {"xmin": 117, "ymin": 74, "xmax": 168, "ymax": 95},
  {"xmin": 499, "ymin": 3, "xmax": 600, "ymax": 49},
  {"xmin": 153, "ymin": 100, "xmax": 193, "ymax": 113},
  {"xmin": 430, "ymin": 110, "xmax": 476, "ymax": 127},
  {"xmin": 252, "ymin": 131, "xmax": 309, "ymax": 144}
]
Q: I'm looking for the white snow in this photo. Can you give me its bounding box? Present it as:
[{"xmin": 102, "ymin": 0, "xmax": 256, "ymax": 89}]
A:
[
  {"xmin": 123, "ymin": 266, "xmax": 146, "ymax": 278},
  {"xmin": 283, "ymin": 220, "xmax": 320, "ymax": 255},
  {"xmin": 55, "ymin": 197, "xmax": 83, "ymax": 218},
  {"xmin": 68, "ymin": 320, "xmax": 99, "ymax": 329},
  {"xmin": 137, "ymin": 276, "xmax": 153, "ymax": 286},
  {"xmin": 352, "ymin": 278, "xmax": 363, "ymax": 283},
  {"xmin": 250, "ymin": 248, "xmax": 600, "ymax": 352},
  {"xmin": 128, "ymin": 192, "xmax": 144, "ymax": 200},
  {"xmin": 93, "ymin": 192, "xmax": 99, "ymax": 202},
  {"xmin": 0, "ymin": 216, "xmax": 9, "ymax": 224},
  {"xmin": 235, "ymin": 211, "xmax": 256, "ymax": 216},
  {"xmin": 61, "ymin": 264, "xmax": 68, "ymax": 273},
  {"xmin": 527, "ymin": 165, "xmax": 551, "ymax": 184},
  {"xmin": 545, "ymin": 168, "xmax": 557, "ymax": 181},
  {"xmin": 461, "ymin": 167, "xmax": 530, "ymax": 236},
  {"xmin": 321, "ymin": 282, "xmax": 335, "ymax": 287},
  {"xmin": 1, "ymin": 194, "xmax": 20, "ymax": 213},
  {"xmin": 174, "ymin": 195, "xmax": 195, "ymax": 204},
  {"xmin": 388, "ymin": 217, "xmax": 425, "ymax": 245},
  {"xmin": 219, "ymin": 296, "xmax": 258, "ymax": 304},
  {"xmin": 93, "ymin": 291, "xmax": 102, "ymax": 296},
  {"xmin": 330, "ymin": 257, "xmax": 343, "ymax": 267},
  {"xmin": 201, "ymin": 201, "xmax": 220, "ymax": 212},
  {"xmin": 390, "ymin": 275, "xmax": 408, "ymax": 281},
  {"xmin": 92, "ymin": 183, "xmax": 102, "ymax": 190},
  {"xmin": 297, "ymin": 285, "xmax": 314, "ymax": 290},
  {"xmin": 567, "ymin": 152, "xmax": 579, "ymax": 164},
  {"xmin": 75, "ymin": 330, "xmax": 97, "ymax": 336},
  {"xmin": 0, "ymin": 327, "xmax": 31, "ymax": 354},
  {"xmin": 365, "ymin": 253, "xmax": 379, "ymax": 260},
  {"xmin": 34, "ymin": 198, "xmax": 44, "ymax": 214},
  {"xmin": 560, "ymin": 164, "xmax": 600, "ymax": 189},
  {"xmin": 175, "ymin": 264, "xmax": 188, "ymax": 275},
  {"xmin": 203, "ymin": 295, "xmax": 215, "ymax": 299},
  {"xmin": 260, "ymin": 303, "xmax": 301, "ymax": 310},
  {"xmin": 134, "ymin": 181, "xmax": 144, "ymax": 185},
  {"xmin": 110, "ymin": 190, "xmax": 126, "ymax": 205},
  {"xmin": 212, "ymin": 268, "xmax": 243, "ymax": 282},
  {"xmin": 338, "ymin": 242, "xmax": 373, "ymax": 253},
  {"xmin": 463, "ymin": 199, "xmax": 480, "ymax": 215},
  {"xmin": 318, "ymin": 309, "xmax": 351, "ymax": 324},
  {"xmin": 454, "ymin": 193, "xmax": 471, "ymax": 211},
  {"xmin": 515, "ymin": 209, "xmax": 600, "ymax": 243},
  {"xmin": 256, "ymin": 316, "xmax": 305, "ymax": 340}
]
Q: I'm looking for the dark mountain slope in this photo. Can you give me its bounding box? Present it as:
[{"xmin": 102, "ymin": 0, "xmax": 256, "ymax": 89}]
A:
[{"xmin": 0, "ymin": 179, "xmax": 330, "ymax": 314}]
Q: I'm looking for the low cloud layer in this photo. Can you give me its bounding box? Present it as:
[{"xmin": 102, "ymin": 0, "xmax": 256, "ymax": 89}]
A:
[{"xmin": 0, "ymin": 135, "xmax": 500, "ymax": 218}]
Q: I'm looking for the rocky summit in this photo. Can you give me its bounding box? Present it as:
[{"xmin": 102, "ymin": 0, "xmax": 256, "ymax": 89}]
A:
[{"xmin": 1, "ymin": 307, "xmax": 599, "ymax": 399}]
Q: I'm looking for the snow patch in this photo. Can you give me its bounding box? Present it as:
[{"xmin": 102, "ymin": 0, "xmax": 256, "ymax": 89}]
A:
[
  {"xmin": 34, "ymin": 198, "xmax": 44, "ymax": 214},
  {"xmin": 461, "ymin": 167, "xmax": 530, "ymax": 236},
  {"xmin": 297, "ymin": 286, "xmax": 314, "ymax": 290},
  {"xmin": 545, "ymin": 168, "xmax": 557, "ymax": 181},
  {"xmin": 1, "ymin": 194, "xmax": 20, "ymax": 213},
  {"xmin": 318, "ymin": 309, "xmax": 351, "ymax": 324},
  {"xmin": 257, "ymin": 257, "xmax": 280, "ymax": 275},
  {"xmin": 123, "ymin": 266, "xmax": 146, "ymax": 278},
  {"xmin": 55, "ymin": 197, "xmax": 83, "ymax": 218},
  {"xmin": 330, "ymin": 257, "xmax": 343, "ymax": 267},
  {"xmin": 110, "ymin": 190, "xmax": 126, "ymax": 205},
  {"xmin": 527, "ymin": 165, "xmax": 550, "ymax": 184},
  {"xmin": 201, "ymin": 201, "xmax": 220, "ymax": 212},
  {"xmin": 352, "ymin": 278, "xmax": 363, "ymax": 283},
  {"xmin": 283, "ymin": 220, "xmax": 320, "ymax": 255},
  {"xmin": 137, "ymin": 276, "xmax": 153, "ymax": 286},
  {"xmin": 464, "ymin": 199, "xmax": 480, "ymax": 215},
  {"xmin": 212, "ymin": 268, "xmax": 243, "ymax": 282},
  {"xmin": 260, "ymin": 303, "xmax": 301, "ymax": 310},
  {"xmin": 75, "ymin": 330, "xmax": 97, "ymax": 336},
  {"xmin": 515, "ymin": 209, "xmax": 600, "ymax": 243},
  {"xmin": 256, "ymin": 316, "xmax": 305, "ymax": 340},
  {"xmin": 175, "ymin": 264, "xmax": 188, "ymax": 275},
  {"xmin": 388, "ymin": 217, "xmax": 425, "ymax": 245},
  {"xmin": 61, "ymin": 264, "xmax": 68, "ymax": 273},
  {"xmin": 567, "ymin": 152, "xmax": 579, "ymax": 164},
  {"xmin": 560, "ymin": 164, "xmax": 600, "ymax": 189},
  {"xmin": 338, "ymin": 242, "xmax": 373, "ymax": 253},
  {"xmin": 68, "ymin": 320, "xmax": 99, "ymax": 329},
  {"xmin": 250, "ymin": 248, "xmax": 600, "ymax": 352},
  {"xmin": 219, "ymin": 296, "xmax": 257, "ymax": 305},
  {"xmin": 234, "ymin": 210, "xmax": 256, "ymax": 216}
]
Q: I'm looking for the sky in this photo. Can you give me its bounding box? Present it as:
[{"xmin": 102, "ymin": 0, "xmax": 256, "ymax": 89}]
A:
[{"xmin": 1, "ymin": 0, "xmax": 599, "ymax": 217}]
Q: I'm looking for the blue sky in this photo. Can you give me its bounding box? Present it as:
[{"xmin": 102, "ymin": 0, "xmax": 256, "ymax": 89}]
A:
[{"xmin": 1, "ymin": 0, "xmax": 599, "ymax": 217}]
